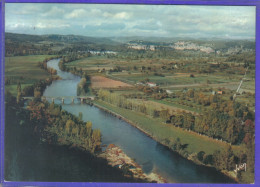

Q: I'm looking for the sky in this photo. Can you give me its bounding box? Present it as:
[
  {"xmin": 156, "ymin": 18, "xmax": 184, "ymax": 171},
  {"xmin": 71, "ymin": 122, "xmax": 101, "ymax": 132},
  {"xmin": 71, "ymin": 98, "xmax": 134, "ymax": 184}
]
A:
[{"xmin": 5, "ymin": 3, "xmax": 256, "ymax": 39}]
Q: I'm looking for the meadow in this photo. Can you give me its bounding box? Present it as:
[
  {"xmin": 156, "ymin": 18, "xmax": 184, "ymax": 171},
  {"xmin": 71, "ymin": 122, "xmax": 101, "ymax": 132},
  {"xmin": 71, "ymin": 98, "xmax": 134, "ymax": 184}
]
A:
[
  {"xmin": 94, "ymin": 100, "xmax": 235, "ymax": 155},
  {"xmin": 5, "ymin": 55, "xmax": 55, "ymax": 95}
]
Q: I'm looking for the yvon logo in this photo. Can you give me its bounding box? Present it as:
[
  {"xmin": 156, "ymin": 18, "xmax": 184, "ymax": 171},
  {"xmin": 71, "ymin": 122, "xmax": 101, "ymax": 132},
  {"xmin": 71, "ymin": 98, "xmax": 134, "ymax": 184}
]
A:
[{"xmin": 234, "ymin": 163, "xmax": 247, "ymax": 173}]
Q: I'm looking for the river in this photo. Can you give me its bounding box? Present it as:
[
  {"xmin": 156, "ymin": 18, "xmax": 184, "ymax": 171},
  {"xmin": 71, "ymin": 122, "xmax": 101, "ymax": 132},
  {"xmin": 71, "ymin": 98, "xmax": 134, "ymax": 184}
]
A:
[{"xmin": 42, "ymin": 59, "xmax": 234, "ymax": 183}]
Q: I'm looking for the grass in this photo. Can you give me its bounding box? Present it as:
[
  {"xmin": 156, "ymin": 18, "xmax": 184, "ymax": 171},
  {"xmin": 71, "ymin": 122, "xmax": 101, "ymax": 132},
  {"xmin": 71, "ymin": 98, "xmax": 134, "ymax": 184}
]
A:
[
  {"xmin": 110, "ymin": 72, "xmax": 241, "ymax": 88},
  {"xmin": 240, "ymin": 171, "xmax": 255, "ymax": 184},
  {"xmin": 112, "ymin": 89, "xmax": 144, "ymax": 95},
  {"xmin": 94, "ymin": 100, "xmax": 236, "ymax": 155},
  {"xmin": 5, "ymin": 55, "xmax": 56, "ymax": 95},
  {"xmin": 150, "ymin": 98, "xmax": 202, "ymax": 113},
  {"xmin": 5, "ymin": 83, "xmax": 33, "ymax": 96},
  {"xmin": 5, "ymin": 55, "xmax": 55, "ymax": 83}
]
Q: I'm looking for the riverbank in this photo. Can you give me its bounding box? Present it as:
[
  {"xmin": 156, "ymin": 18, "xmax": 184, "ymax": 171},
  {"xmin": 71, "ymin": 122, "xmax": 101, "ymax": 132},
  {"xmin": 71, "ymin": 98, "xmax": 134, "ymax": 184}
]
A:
[
  {"xmin": 93, "ymin": 101, "xmax": 156, "ymax": 140},
  {"xmin": 92, "ymin": 100, "xmax": 238, "ymax": 183},
  {"xmin": 99, "ymin": 144, "xmax": 166, "ymax": 183}
]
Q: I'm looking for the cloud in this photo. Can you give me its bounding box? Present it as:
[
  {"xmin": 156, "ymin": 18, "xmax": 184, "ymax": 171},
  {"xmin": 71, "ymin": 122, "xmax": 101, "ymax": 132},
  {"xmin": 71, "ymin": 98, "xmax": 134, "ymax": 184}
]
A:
[
  {"xmin": 132, "ymin": 19, "xmax": 161, "ymax": 31},
  {"xmin": 5, "ymin": 4, "xmax": 256, "ymax": 39},
  {"xmin": 103, "ymin": 11, "xmax": 131, "ymax": 19},
  {"xmin": 65, "ymin": 9, "xmax": 87, "ymax": 19},
  {"xmin": 35, "ymin": 22, "xmax": 70, "ymax": 29},
  {"xmin": 114, "ymin": 12, "xmax": 131, "ymax": 19},
  {"xmin": 42, "ymin": 6, "xmax": 65, "ymax": 17},
  {"xmin": 7, "ymin": 23, "xmax": 28, "ymax": 29}
]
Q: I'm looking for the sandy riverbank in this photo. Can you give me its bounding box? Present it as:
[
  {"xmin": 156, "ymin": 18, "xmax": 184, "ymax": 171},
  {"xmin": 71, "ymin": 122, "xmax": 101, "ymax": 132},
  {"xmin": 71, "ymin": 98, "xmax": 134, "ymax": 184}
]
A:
[{"xmin": 99, "ymin": 144, "xmax": 167, "ymax": 183}]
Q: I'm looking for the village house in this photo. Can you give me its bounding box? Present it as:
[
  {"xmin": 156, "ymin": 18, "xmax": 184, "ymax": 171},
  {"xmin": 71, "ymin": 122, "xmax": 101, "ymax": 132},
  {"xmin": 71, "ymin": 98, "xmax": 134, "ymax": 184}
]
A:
[
  {"xmin": 147, "ymin": 82, "xmax": 157, "ymax": 87},
  {"xmin": 136, "ymin": 82, "xmax": 145, "ymax": 86}
]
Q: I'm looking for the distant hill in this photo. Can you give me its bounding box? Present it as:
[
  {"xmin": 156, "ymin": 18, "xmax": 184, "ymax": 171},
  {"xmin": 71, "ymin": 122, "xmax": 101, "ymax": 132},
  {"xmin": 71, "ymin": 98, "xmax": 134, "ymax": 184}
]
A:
[
  {"xmin": 5, "ymin": 32, "xmax": 119, "ymax": 45},
  {"xmin": 5, "ymin": 32, "xmax": 255, "ymax": 54},
  {"xmin": 111, "ymin": 36, "xmax": 183, "ymax": 43}
]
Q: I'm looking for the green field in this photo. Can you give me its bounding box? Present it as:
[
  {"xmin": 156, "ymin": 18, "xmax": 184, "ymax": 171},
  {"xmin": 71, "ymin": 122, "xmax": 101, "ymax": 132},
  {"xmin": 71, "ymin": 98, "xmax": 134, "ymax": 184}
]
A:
[
  {"xmin": 151, "ymin": 98, "xmax": 202, "ymax": 113},
  {"xmin": 5, "ymin": 83, "xmax": 33, "ymax": 96},
  {"xmin": 66, "ymin": 55, "xmax": 253, "ymax": 94},
  {"xmin": 110, "ymin": 73, "xmax": 238, "ymax": 86},
  {"xmin": 94, "ymin": 100, "xmax": 236, "ymax": 155},
  {"xmin": 5, "ymin": 55, "xmax": 55, "ymax": 95}
]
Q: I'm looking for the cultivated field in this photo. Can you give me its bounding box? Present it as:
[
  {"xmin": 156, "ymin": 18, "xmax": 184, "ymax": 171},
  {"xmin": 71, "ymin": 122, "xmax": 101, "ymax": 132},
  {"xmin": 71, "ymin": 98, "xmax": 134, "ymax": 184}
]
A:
[
  {"xmin": 5, "ymin": 55, "xmax": 55, "ymax": 95},
  {"xmin": 66, "ymin": 55, "xmax": 255, "ymax": 112},
  {"xmin": 91, "ymin": 76, "xmax": 133, "ymax": 89}
]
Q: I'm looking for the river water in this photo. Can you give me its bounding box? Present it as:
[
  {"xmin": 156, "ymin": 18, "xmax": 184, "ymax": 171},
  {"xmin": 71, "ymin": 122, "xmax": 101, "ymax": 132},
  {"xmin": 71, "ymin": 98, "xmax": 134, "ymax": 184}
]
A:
[{"xmin": 42, "ymin": 59, "xmax": 234, "ymax": 183}]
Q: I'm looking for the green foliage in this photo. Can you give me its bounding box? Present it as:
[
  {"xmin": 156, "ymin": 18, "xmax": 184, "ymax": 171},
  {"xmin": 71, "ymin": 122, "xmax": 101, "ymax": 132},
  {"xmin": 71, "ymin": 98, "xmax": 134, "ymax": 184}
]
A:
[
  {"xmin": 26, "ymin": 100, "xmax": 101, "ymax": 154},
  {"xmin": 95, "ymin": 100, "xmax": 225, "ymax": 155},
  {"xmin": 79, "ymin": 112, "xmax": 83, "ymax": 120},
  {"xmin": 98, "ymin": 89, "xmax": 160, "ymax": 117},
  {"xmin": 197, "ymin": 151, "xmax": 205, "ymax": 162},
  {"xmin": 202, "ymin": 154, "xmax": 213, "ymax": 165},
  {"xmin": 213, "ymin": 146, "xmax": 239, "ymax": 171},
  {"xmin": 77, "ymin": 78, "xmax": 90, "ymax": 96},
  {"xmin": 167, "ymin": 101, "xmax": 254, "ymax": 145},
  {"xmin": 16, "ymin": 82, "xmax": 22, "ymax": 104}
]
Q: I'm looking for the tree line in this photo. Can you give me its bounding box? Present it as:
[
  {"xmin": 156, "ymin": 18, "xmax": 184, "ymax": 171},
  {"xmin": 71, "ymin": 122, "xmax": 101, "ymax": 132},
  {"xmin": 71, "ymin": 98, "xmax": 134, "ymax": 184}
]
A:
[
  {"xmin": 26, "ymin": 98, "xmax": 102, "ymax": 153},
  {"xmin": 98, "ymin": 89, "xmax": 254, "ymax": 145},
  {"xmin": 77, "ymin": 74, "xmax": 91, "ymax": 96},
  {"xmin": 97, "ymin": 89, "xmax": 254, "ymax": 181}
]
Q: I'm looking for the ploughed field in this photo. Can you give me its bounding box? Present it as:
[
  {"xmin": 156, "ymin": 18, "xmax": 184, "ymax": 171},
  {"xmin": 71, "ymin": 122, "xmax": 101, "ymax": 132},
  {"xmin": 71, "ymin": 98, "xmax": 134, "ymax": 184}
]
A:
[{"xmin": 91, "ymin": 76, "xmax": 133, "ymax": 89}]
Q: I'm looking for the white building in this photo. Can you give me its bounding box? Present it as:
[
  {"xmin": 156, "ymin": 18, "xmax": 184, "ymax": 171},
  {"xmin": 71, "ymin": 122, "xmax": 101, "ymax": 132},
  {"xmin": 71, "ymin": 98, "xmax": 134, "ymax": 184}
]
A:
[{"xmin": 147, "ymin": 82, "xmax": 157, "ymax": 87}]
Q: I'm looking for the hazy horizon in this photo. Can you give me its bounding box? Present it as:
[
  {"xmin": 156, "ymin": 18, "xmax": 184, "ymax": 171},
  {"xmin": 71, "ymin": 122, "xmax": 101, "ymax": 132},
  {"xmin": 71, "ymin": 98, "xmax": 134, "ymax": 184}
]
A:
[{"xmin": 5, "ymin": 4, "xmax": 256, "ymax": 40}]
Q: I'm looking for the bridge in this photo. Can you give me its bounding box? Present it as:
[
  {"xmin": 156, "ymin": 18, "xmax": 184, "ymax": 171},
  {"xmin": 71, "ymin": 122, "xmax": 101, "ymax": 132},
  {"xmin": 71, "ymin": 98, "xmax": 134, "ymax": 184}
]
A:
[{"xmin": 22, "ymin": 96, "xmax": 95, "ymax": 104}]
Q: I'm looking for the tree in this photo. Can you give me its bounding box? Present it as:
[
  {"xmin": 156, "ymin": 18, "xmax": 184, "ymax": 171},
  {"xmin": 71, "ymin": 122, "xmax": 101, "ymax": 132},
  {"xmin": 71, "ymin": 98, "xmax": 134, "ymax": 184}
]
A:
[
  {"xmin": 224, "ymin": 146, "xmax": 236, "ymax": 170},
  {"xmin": 17, "ymin": 82, "xmax": 21, "ymax": 92},
  {"xmin": 197, "ymin": 151, "xmax": 205, "ymax": 162},
  {"xmin": 92, "ymin": 129, "xmax": 101, "ymax": 153},
  {"xmin": 175, "ymin": 137, "xmax": 182, "ymax": 151},
  {"xmin": 213, "ymin": 146, "xmax": 236, "ymax": 171},
  {"xmin": 173, "ymin": 114, "xmax": 184, "ymax": 127},
  {"xmin": 65, "ymin": 120, "xmax": 75, "ymax": 136},
  {"xmin": 203, "ymin": 154, "xmax": 213, "ymax": 165},
  {"xmin": 183, "ymin": 113, "xmax": 195, "ymax": 130},
  {"xmin": 72, "ymin": 126, "xmax": 79, "ymax": 137},
  {"xmin": 160, "ymin": 109, "xmax": 170, "ymax": 121},
  {"xmin": 226, "ymin": 118, "xmax": 240, "ymax": 144},
  {"xmin": 243, "ymin": 121, "xmax": 255, "ymax": 173},
  {"xmin": 34, "ymin": 88, "xmax": 41, "ymax": 98},
  {"xmin": 86, "ymin": 122, "xmax": 93, "ymax": 137},
  {"xmin": 187, "ymin": 89, "xmax": 195, "ymax": 98},
  {"xmin": 213, "ymin": 150, "xmax": 225, "ymax": 170},
  {"xmin": 23, "ymin": 85, "xmax": 34, "ymax": 96},
  {"xmin": 16, "ymin": 82, "xmax": 22, "ymax": 104},
  {"xmin": 79, "ymin": 112, "xmax": 83, "ymax": 120}
]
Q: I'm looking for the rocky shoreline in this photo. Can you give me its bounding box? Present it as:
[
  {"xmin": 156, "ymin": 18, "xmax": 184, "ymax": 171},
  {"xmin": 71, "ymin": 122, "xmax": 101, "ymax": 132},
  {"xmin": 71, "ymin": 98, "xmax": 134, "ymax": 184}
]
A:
[{"xmin": 99, "ymin": 144, "xmax": 167, "ymax": 183}]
